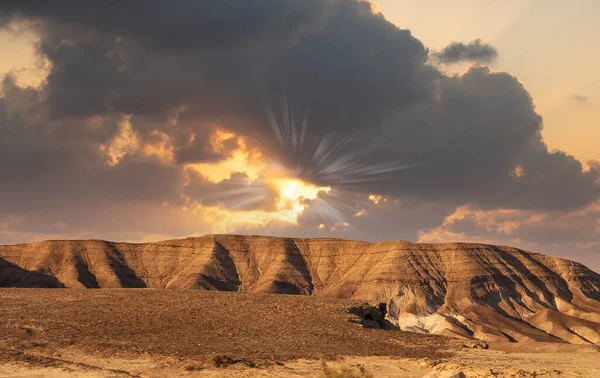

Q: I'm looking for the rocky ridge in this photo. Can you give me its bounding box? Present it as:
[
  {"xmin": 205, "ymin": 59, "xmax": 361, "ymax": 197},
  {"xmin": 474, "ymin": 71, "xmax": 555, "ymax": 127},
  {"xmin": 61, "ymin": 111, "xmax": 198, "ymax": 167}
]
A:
[{"xmin": 1, "ymin": 235, "xmax": 599, "ymax": 345}]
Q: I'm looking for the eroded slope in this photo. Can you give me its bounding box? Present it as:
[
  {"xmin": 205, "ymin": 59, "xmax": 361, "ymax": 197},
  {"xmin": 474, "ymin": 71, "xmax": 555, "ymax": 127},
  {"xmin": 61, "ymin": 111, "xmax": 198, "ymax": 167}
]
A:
[{"xmin": 1, "ymin": 235, "xmax": 599, "ymax": 345}]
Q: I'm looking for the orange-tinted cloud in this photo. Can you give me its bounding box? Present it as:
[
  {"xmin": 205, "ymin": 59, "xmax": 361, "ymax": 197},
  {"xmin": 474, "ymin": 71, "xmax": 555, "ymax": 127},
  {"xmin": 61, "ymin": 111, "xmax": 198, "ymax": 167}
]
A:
[{"xmin": 186, "ymin": 128, "xmax": 265, "ymax": 183}]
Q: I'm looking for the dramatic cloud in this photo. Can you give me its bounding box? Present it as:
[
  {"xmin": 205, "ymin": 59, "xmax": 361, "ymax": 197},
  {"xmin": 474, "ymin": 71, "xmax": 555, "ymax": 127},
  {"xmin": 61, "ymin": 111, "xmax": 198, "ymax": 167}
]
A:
[
  {"xmin": 0, "ymin": 0, "xmax": 331, "ymax": 53},
  {"xmin": 419, "ymin": 201, "xmax": 600, "ymax": 272},
  {"xmin": 434, "ymin": 39, "xmax": 498, "ymax": 64},
  {"xmin": 381, "ymin": 66, "xmax": 599, "ymax": 210},
  {"xmin": 0, "ymin": 1, "xmax": 598, "ymax": 270}
]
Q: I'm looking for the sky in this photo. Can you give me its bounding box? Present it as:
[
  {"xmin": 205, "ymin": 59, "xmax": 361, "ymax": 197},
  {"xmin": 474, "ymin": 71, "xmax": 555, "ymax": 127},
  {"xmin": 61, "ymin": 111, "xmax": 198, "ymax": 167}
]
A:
[{"xmin": 0, "ymin": 0, "xmax": 599, "ymax": 272}]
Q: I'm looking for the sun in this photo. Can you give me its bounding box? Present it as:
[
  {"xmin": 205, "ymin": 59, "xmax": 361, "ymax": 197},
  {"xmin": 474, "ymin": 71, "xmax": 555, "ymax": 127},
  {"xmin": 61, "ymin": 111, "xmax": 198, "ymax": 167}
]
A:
[
  {"xmin": 181, "ymin": 128, "xmax": 335, "ymax": 230},
  {"xmin": 271, "ymin": 178, "xmax": 331, "ymax": 222},
  {"xmin": 273, "ymin": 178, "xmax": 330, "ymax": 201}
]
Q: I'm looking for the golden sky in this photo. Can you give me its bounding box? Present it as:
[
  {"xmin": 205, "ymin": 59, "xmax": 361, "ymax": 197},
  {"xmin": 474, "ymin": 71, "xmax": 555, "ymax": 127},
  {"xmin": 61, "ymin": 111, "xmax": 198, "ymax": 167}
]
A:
[{"xmin": 0, "ymin": 24, "xmax": 47, "ymax": 88}]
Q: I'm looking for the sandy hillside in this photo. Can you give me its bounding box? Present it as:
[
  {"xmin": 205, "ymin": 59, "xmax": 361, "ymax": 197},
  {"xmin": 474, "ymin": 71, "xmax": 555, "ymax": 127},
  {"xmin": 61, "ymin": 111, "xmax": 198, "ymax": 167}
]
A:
[
  {"xmin": 1, "ymin": 289, "xmax": 599, "ymax": 378},
  {"xmin": 2, "ymin": 235, "xmax": 600, "ymax": 346}
]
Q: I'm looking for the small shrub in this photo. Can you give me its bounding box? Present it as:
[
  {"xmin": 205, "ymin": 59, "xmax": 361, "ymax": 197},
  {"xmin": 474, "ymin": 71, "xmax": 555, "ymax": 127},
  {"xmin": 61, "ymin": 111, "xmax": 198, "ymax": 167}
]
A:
[
  {"xmin": 317, "ymin": 359, "xmax": 374, "ymax": 378},
  {"xmin": 207, "ymin": 353, "xmax": 234, "ymax": 368},
  {"xmin": 204, "ymin": 353, "xmax": 256, "ymax": 369}
]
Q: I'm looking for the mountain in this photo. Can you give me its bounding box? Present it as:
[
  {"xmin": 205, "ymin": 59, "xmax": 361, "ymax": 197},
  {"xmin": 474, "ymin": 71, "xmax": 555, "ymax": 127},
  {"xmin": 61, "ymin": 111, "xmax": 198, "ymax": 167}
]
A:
[{"xmin": 1, "ymin": 235, "xmax": 599, "ymax": 345}]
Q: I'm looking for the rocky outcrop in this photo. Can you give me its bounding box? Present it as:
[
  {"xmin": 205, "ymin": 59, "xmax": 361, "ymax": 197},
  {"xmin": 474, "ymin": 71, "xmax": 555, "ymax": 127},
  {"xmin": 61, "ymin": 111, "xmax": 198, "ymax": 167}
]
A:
[{"xmin": 1, "ymin": 235, "xmax": 599, "ymax": 345}]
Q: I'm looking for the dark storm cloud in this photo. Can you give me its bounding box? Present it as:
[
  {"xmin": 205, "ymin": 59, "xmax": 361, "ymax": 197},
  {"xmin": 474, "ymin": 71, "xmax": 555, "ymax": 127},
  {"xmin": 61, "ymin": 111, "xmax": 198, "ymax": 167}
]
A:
[
  {"xmin": 6, "ymin": 0, "xmax": 435, "ymax": 168},
  {"xmin": 0, "ymin": 0, "xmax": 599, "ymax": 242},
  {"xmin": 0, "ymin": 77, "xmax": 186, "ymax": 213},
  {"xmin": 28, "ymin": 0, "xmax": 433, "ymax": 127},
  {"xmin": 379, "ymin": 66, "xmax": 600, "ymax": 210},
  {"xmin": 434, "ymin": 39, "xmax": 498, "ymax": 64},
  {"xmin": 0, "ymin": 0, "xmax": 331, "ymax": 53}
]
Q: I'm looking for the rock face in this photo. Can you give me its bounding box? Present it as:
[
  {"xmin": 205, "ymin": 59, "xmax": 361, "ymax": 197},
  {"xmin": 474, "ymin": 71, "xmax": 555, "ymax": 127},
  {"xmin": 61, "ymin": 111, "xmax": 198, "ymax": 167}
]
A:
[{"xmin": 1, "ymin": 235, "xmax": 599, "ymax": 345}]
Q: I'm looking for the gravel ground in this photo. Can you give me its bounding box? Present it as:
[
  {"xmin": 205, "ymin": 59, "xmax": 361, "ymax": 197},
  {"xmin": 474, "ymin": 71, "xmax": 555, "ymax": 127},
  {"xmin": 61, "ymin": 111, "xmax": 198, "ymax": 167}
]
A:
[{"xmin": 0, "ymin": 289, "xmax": 454, "ymax": 365}]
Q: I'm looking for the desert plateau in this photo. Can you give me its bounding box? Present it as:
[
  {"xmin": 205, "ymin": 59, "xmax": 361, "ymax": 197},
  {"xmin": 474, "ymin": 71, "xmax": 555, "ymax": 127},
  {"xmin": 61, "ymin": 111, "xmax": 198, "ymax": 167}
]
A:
[{"xmin": 1, "ymin": 235, "xmax": 600, "ymax": 377}]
